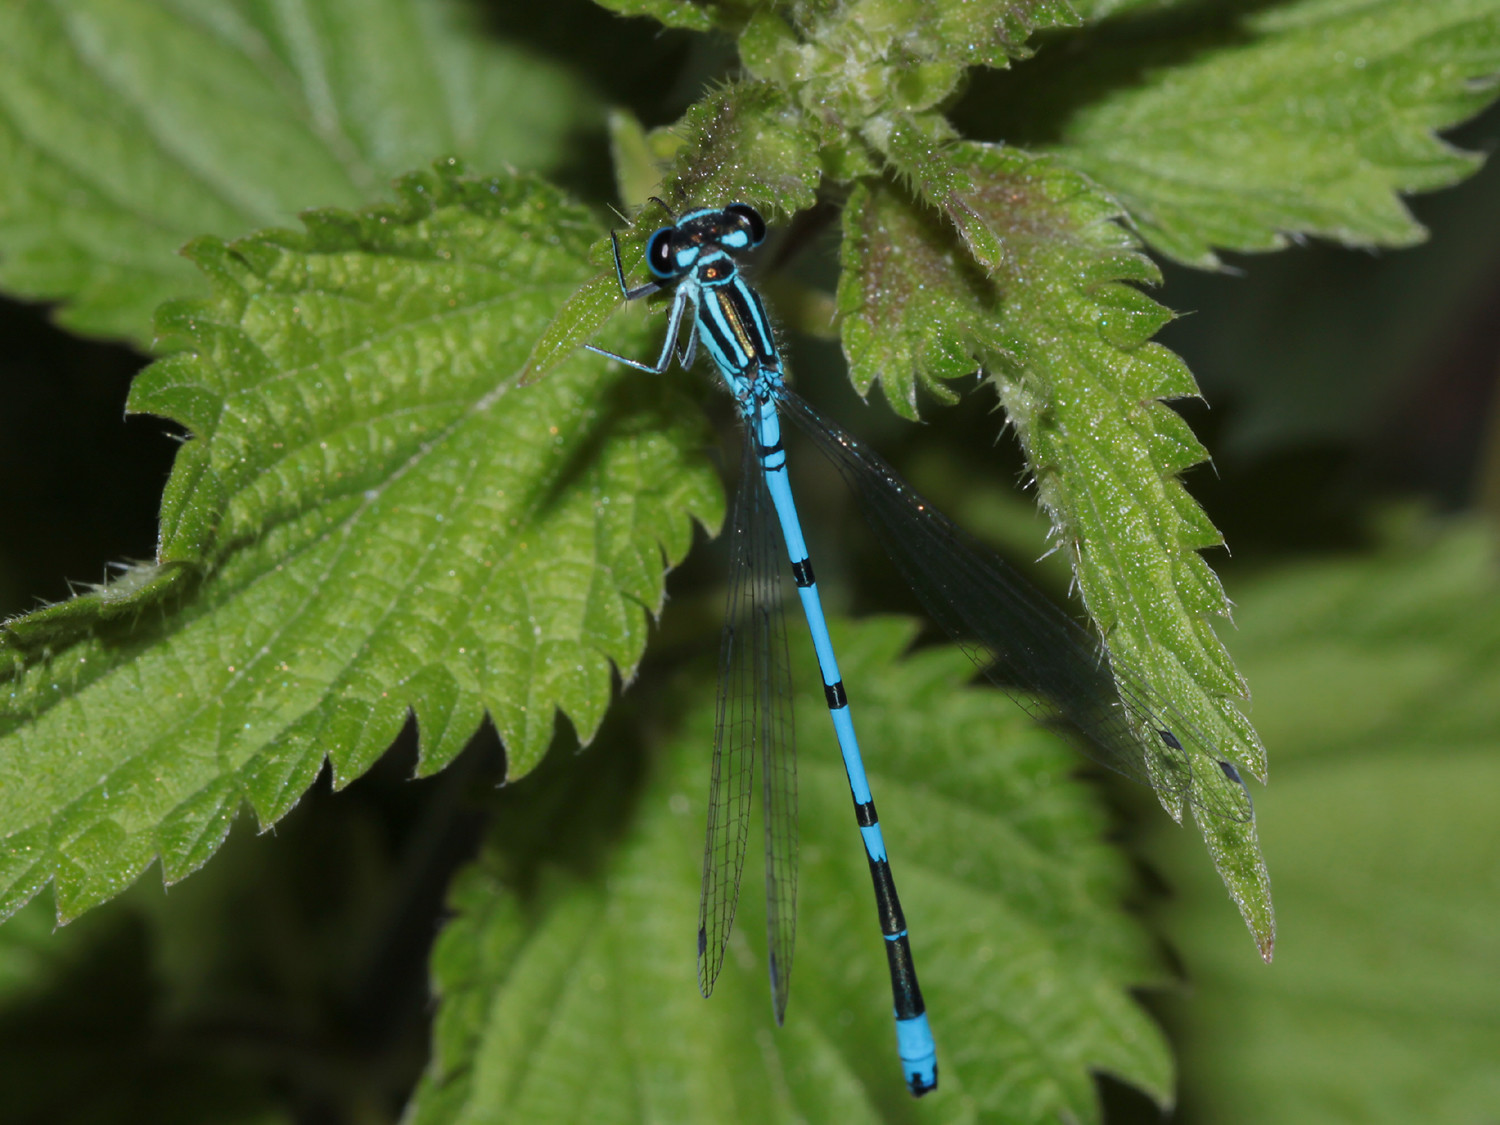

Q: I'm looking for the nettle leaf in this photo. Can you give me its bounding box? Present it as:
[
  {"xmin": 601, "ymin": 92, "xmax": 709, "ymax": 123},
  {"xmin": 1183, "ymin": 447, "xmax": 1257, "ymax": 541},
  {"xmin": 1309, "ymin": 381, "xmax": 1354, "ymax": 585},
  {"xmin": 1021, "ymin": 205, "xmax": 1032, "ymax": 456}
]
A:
[
  {"xmin": 884, "ymin": 0, "xmax": 1080, "ymax": 70},
  {"xmin": 1043, "ymin": 0, "xmax": 1500, "ymax": 266},
  {"xmin": 877, "ymin": 117, "xmax": 1010, "ymax": 273},
  {"xmin": 659, "ymin": 81, "xmax": 823, "ymax": 217},
  {"xmin": 1152, "ymin": 517, "xmax": 1500, "ymax": 1124},
  {"xmin": 859, "ymin": 139, "xmax": 1271, "ymax": 950},
  {"xmin": 410, "ymin": 617, "xmax": 1173, "ymax": 1123},
  {"xmin": 974, "ymin": 144, "xmax": 1270, "ymax": 947},
  {"xmin": 607, "ymin": 108, "xmax": 679, "ymax": 210},
  {"xmin": 837, "ymin": 180, "xmax": 1003, "ymax": 417},
  {"xmin": 741, "ymin": 2, "xmax": 1078, "ymax": 134},
  {"xmin": 0, "ymin": 0, "xmax": 596, "ymax": 344},
  {"xmin": 1070, "ymin": 0, "xmax": 1184, "ymax": 18},
  {"xmin": 0, "ymin": 164, "xmax": 721, "ymax": 924},
  {"xmin": 586, "ymin": 0, "xmax": 739, "ymax": 33}
]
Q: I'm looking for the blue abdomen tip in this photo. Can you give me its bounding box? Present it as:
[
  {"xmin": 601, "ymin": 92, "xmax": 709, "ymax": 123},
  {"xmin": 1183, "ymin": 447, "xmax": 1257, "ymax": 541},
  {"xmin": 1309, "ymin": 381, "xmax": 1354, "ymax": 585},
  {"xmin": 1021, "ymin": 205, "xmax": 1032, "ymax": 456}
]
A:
[{"xmin": 896, "ymin": 1012, "xmax": 937, "ymax": 1096}]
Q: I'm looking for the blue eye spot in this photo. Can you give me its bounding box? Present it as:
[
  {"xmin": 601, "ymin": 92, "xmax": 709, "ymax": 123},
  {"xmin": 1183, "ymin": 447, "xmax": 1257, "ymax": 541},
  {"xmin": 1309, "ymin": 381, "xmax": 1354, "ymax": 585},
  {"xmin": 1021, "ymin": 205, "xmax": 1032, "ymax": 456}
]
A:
[{"xmin": 724, "ymin": 203, "xmax": 766, "ymax": 247}]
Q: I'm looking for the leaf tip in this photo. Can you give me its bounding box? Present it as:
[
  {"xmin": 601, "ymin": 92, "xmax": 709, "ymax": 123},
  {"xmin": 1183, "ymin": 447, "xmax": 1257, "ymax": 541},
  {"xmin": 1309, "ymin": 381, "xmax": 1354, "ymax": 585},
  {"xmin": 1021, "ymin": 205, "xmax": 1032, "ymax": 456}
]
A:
[{"xmin": 1258, "ymin": 932, "xmax": 1275, "ymax": 963}]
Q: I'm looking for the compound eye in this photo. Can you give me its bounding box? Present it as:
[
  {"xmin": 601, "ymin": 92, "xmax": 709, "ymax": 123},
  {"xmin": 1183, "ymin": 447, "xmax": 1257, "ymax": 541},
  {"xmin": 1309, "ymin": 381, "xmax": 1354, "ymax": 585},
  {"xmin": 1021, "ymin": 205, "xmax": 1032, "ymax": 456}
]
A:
[
  {"xmin": 723, "ymin": 203, "xmax": 766, "ymax": 247},
  {"xmin": 645, "ymin": 227, "xmax": 676, "ymax": 278}
]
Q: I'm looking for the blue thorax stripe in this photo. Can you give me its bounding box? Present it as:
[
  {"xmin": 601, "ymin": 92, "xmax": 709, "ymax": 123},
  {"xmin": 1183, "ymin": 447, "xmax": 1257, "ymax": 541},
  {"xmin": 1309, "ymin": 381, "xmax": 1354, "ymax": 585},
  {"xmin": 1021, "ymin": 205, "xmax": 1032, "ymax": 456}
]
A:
[
  {"xmin": 699, "ymin": 276, "xmax": 775, "ymax": 376},
  {"xmin": 698, "ymin": 291, "xmax": 748, "ymax": 373}
]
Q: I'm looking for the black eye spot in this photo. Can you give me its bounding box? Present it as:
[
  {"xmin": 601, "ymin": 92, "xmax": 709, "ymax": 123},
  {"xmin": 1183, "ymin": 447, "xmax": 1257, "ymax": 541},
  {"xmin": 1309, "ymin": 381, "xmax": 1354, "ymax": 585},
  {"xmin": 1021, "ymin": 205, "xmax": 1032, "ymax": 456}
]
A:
[{"xmin": 646, "ymin": 227, "xmax": 675, "ymax": 278}]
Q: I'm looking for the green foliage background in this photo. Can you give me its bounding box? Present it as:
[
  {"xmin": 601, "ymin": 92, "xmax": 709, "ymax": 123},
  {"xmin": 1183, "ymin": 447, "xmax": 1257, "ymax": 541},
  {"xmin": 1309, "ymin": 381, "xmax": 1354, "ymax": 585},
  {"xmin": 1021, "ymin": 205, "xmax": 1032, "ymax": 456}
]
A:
[{"xmin": 0, "ymin": 0, "xmax": 1498, "ymax": 1122}]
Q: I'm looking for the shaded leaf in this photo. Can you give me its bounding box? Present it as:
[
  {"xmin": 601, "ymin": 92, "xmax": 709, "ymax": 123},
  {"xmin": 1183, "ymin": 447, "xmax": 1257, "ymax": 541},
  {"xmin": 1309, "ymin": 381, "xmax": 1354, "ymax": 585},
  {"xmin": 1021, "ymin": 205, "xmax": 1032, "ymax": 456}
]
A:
[
  {"xmin": 606, "ymin": 107, "xmax": 678, "ymax": 209},
  {"xmin": 659, "ymin": 80, "xmax": 823, "ymax": 218},
  {"xmin": 587, "ymin": 0, "xmax": 728, "ymax": 33},
  {"xmin": 1150, "ymin": 515, "xmax": 1500, "ymax": 1123},
  {"xmin": 410, "ymin": 617, "xmax": 1175, "ymax": 1123},
  {"xmin": 1071, "ymin": 0, "xmax": 1192, "ymax": 18},
  {"xmin": 1042, "ymin": 0, "xmax": 1500, "ymax": 265},
  {"xmin": 0, "ymin": 900, "xmax": 298, "ymax": 1125},
  {"xmin": 836, "ymin": 179, "xmax": 1001, "ymax": 417},
  {"xmin": 876, "ymin": 116, "xmax": 1010, "ymax": 273},
  {"xmin": 0, "ymin": 0, "xmax": 597, "ymax": 344},
  {"xmin": 872, "ymin": 0, "xmax": 1079, "ymax": 71}
]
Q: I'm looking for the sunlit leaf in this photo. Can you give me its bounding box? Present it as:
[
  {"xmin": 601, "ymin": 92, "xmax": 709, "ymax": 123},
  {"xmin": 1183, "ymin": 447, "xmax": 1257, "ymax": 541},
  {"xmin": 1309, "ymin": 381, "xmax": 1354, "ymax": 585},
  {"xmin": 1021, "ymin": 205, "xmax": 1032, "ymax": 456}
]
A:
[{"xmin": 0, "ymin": 164, "xmax": 720, "ymax": 924}]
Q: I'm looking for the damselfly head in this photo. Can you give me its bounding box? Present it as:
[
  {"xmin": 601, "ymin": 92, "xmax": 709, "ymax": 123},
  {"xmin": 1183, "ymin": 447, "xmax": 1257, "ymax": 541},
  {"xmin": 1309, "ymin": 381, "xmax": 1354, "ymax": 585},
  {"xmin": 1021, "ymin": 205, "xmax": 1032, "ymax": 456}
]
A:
[{"xmin": 635, "ymin": 203, "xmax": 768, "ymax": 284}]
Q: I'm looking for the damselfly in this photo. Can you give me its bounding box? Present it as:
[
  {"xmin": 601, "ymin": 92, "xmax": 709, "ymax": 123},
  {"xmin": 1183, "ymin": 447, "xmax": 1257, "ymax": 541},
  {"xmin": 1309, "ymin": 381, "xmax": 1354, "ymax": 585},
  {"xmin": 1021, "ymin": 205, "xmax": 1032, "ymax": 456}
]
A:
[{"xmin": 585, "ymin": 202, "xmax": 1253, "ymax": 1099}]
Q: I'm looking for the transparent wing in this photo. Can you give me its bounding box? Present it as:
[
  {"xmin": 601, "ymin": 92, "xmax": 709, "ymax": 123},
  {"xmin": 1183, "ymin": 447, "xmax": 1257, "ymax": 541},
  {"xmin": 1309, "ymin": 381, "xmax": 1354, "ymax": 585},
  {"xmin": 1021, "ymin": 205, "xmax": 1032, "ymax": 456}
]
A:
[
  {"xmin": 698, "ymin": 442, "xmax": 799, "ymax": 1008},
  {"xmin": 779, "ymin": 389, "xmax": 1253, "ymax": 825}
]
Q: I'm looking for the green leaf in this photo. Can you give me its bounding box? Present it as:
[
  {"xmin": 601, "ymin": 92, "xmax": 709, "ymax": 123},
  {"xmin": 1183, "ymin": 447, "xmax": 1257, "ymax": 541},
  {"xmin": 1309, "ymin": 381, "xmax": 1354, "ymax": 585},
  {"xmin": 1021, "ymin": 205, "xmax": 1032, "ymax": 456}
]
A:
[
  {"xmin": 0, "ymin": 163, "xmax": 721, "ymax": 924},
  {"xmin": 929, "ymin": 142, "xmax": 1272, "ymax": 950},
  {"xmin": 873, "ymin": 0, "xmax": 1080, "ymax": 71},
  {"xmin": 741, "ymin": 1, "xmax": 1078, "ymax": 131},
  {"xmin": 586, "ymin": 0, "xmax": 725, "ymax": 33},
  {"xmin": 659, "ymin": 81, "xmax": 823, "ymax": 218},
  {"xmin": 836, "ymin": 180, "xmax": 1002, "ymax": 417},
  {"xmin": 518, "ymin": 267, "xmax": 634, "ymax": 388},
  {"xmin": 606, "ymin": 108, "xmax": 679, "ymax": 210},
  {"xmin": 1070, "ymin": 0, "xmax": 1190, "ymax": 18},
  {"xmin": 0, "ymin": 0, "xmax": 598, "ymax": 345},
  {"xmin": 1151, "ymin": 142, "xmax": 1500, "ymax": 459},
  {"xmin": 837, "ymin": 132, "xmax": 1269, "ymax": 945},
  {"xmin": 1037, "ymin": 0, "xmax": 1500, "ymax": 265},
  {"xmin": 409, "ymin": 617, "xmax": 1174, "ymax": 1123},
  {"xmin": 875, "ymin": 115, "xmax": 1010, "ymax": 274},
  {"xmin": 1148, "ymin": 515, "xmax": 1500, "ymax": 1123}
]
